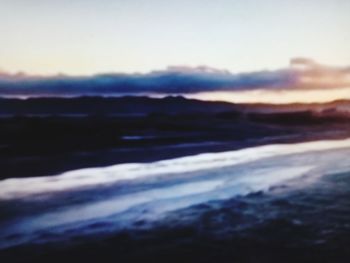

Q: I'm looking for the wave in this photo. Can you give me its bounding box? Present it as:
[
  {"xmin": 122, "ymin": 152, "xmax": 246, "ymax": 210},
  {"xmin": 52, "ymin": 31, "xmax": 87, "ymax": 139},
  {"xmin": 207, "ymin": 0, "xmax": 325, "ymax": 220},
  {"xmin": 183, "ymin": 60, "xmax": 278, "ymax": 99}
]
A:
[
  {"xmin": 1, "ymin": 138, "xmax": 350, "ymax": 200},
  {"xmin": 1, "ymin": 138, "xmax": 350, "ymax": 249}
]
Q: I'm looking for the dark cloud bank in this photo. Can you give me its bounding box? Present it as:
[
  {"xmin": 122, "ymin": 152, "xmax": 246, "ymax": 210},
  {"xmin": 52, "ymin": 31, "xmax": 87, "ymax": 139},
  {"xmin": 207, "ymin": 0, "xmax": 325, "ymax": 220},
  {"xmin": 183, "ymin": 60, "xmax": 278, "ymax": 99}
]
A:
[{"xmin": 0, "ymin": 58, "xmax": 349, "ymax": 97}]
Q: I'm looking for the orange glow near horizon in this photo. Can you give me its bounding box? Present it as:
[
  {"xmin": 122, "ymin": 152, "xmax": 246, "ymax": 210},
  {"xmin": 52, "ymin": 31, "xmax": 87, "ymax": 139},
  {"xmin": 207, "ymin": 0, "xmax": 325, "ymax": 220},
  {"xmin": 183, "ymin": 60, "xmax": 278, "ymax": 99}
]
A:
[{"xmin": 187, "ymin": 87, "xmax": 350, "ymax": 104}]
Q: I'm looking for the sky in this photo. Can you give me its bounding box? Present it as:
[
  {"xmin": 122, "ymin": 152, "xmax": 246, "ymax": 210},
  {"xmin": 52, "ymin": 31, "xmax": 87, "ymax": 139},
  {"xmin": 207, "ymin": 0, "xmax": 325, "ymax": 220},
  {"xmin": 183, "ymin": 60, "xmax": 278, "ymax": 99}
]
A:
[
  {"xmin": 1, "ymin": 0, "xmax": 349, "ymax": 75},
  {"xmin": 0, "ymin": 0, "xmax": 349, "ymax": 103}
]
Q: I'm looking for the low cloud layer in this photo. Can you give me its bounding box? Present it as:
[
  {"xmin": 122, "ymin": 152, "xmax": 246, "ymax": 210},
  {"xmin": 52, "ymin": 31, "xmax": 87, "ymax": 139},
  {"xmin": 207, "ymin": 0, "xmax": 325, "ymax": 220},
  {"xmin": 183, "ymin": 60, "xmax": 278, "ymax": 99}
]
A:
[
  {"xmin": 290, "ymin": 58, "xmax": 350, "ymax": 89},
  {"xmin": 0, "ymin": 58, "xmax": 349, "ymax": 98}
]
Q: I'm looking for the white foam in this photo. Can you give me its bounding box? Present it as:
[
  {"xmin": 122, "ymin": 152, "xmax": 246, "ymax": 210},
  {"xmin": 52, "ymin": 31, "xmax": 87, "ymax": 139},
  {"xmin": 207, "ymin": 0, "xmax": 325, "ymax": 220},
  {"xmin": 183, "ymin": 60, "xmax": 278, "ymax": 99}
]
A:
[
  {"xmin": 1, "ymin": 138, "xmax": 350, "ymax": 200},
  {"xmin": 2, "ymin": 138, "xmax": 350, "ymax": 249},
  {"xmin": 2, "ymin": 165, "xmax": 313, "ymax": 240}
]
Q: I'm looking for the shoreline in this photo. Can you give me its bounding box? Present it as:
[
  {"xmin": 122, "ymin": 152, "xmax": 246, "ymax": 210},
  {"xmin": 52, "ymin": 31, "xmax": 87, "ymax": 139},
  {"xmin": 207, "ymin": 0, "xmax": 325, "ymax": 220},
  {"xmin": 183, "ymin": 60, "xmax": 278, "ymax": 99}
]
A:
[{"xmin": 1, "ymin": 129, "xmax": 350, "ymax": 181}]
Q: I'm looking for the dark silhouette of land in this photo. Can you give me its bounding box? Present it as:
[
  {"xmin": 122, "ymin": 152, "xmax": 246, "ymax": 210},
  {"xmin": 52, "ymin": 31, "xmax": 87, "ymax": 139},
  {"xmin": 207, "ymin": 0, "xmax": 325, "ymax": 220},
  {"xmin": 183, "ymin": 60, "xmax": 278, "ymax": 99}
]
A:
[{"xmin": 1, "ymin": 96, "xmax": 349, "ymax": 180}]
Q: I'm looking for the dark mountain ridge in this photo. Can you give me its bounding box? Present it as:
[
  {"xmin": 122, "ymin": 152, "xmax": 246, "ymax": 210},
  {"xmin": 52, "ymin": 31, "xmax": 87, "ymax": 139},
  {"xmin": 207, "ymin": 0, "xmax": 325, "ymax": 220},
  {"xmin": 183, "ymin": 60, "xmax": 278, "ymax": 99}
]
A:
[{"xmin": 0, "ymin": 96, "xmax": 349, "ymax": 116}]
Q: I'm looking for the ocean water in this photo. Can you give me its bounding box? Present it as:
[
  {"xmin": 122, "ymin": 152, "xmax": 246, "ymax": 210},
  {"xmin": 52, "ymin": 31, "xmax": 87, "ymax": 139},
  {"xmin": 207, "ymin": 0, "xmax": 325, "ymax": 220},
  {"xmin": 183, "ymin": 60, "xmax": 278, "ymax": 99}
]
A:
[{"xmin": 1, "ymin": 138, "xmax": 350, "ymax": 261}]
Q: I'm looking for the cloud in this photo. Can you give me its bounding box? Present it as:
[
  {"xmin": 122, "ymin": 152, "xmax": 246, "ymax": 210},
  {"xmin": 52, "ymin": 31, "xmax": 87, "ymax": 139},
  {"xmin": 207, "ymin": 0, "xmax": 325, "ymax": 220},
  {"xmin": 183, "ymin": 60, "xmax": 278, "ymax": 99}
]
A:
[
  {"xmin": 291, "ymin": 57, "xmax": 350, "ymax": 89},
  {"xmin": 0, "ymin": 58, "xmax": 348, "ymax": 98}
]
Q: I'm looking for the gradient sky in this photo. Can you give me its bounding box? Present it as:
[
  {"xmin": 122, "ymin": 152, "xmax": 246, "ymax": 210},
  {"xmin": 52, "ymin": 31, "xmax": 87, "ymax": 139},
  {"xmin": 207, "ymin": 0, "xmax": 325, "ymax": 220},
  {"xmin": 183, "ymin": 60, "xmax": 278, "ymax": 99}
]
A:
[{"xmin": 1, "ymin": 0, "xmax": 350, "ymax": 75}]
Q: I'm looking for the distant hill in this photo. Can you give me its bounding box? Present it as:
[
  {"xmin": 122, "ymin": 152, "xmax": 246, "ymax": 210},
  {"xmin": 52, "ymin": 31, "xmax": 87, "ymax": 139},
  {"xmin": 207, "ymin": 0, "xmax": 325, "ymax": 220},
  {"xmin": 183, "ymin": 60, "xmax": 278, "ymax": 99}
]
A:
[
  {"xmin": 0, "ymin": 96, "xmax": 349, "ymax": 118},
  {"xmin": 0, "ymin": 96, "xmax": 238, "ymax": 116}
]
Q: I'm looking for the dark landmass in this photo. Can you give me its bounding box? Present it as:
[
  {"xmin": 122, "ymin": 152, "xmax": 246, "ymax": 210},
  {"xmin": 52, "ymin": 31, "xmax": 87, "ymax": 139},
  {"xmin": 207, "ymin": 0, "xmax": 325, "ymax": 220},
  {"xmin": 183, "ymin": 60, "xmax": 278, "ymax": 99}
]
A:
[
  {"xmin": 1, "ymin": 96, "xmax": 349, "ymax": 180},
  {"xmin": 1, "ymin": 96, "xmax": 350, "ymax": 116},
  {"xmin": 0, "ymin": 96, "xmax": 237, "ymax": 116}
]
